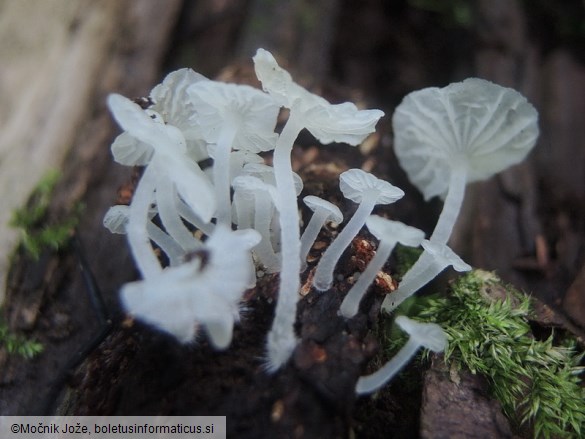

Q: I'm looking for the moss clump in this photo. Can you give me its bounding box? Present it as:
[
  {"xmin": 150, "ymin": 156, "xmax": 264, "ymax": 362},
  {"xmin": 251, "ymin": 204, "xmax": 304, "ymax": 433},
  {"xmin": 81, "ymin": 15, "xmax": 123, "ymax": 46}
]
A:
[
  {"xmin": 411, "ymin": 270, "xmax": 585, "ymax": 438},
  {"xmin": 9, "ymin": 170, "xmax": 80, "ymax": 259},
  {"xmin": 0, "ymin": 320, "xmax": 43, "ymax": 359}
]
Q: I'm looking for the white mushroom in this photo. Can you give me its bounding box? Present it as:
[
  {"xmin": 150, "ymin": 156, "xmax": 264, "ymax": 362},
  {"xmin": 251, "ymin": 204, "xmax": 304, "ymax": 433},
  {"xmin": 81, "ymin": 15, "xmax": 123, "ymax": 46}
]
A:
[
  {"xmin": 253, "ymin": 48, "xmax": 384, "ymax": 371},
  {"xmin": 231, "ymin": 175, "xmax": 281, "ymax": 273},
  {"xmin": 339, "ymin": 216, "xmax": 424, "ymax": 318},
  {"xmin": 356, "ymin": 316, "xmax": 447, "ymax": 395},
  {"xmin": 187, "ymin": 81, "xmax": 279, "ymax": 226},
  {"xmin": 300, "ymin": 196, "xmax": 343, "ymax": 271},
  {"xmin": 107, "ymin": 94, "xmax": 216, "ymax": 279},
  {"xmin": 393, "ymin": 78, "xmax": 538, "ymax": 245},
  {"xmin": 121, "ymin": 225, "xmax": 261, "ymax": 349},
  {"xmin": 241, "ymin": 163, "xmax": 303, "ymax": 252},
  {"xmin": 111, "ymin": 68, "xmax": 209, "ymax": 168},
  {"xmin": 313, "ymin": 169, "xmax": 404, "ymax": 291},
  {"xmin": 382, "ymin": 240, "xmax": 471, "ymax": 313},
  {"xmin": 383, "ymin": 78, "xmax": 539, "ymax": 311},
  {"xmin": 103, "ymin": 205, "xmax": 185, "ymax": 266}
]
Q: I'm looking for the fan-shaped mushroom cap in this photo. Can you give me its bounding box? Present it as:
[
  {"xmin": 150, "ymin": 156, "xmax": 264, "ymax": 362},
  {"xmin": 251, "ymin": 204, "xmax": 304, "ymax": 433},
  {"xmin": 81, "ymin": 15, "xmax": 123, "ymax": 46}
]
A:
[
  {"xmin": 339, "ymin": 169, "xmax": 404, "ymax": 204},
  {"xmin": 395, "ymin": 315, "xmax": 447, "ymax": 352},
  {"xmin": 150, "ymin": 68, "xmax": 208, "ymax": 132},
  {"xmin": 421, "ymin": 240, "xmax": 471, "ymax": 272},
  {"xmin": 366, "ymin": 215, "xmax": 425, "ymax": 247},
  {"xmin": 393, "ymin": 78, "xmax": 539, "ymax": 200},
  {"xmin": 253, "ymin": 48, "xmax": 384, "ymax": 147},
  {"xmin": 303, "ymin": 196, "xmax": 343, "ymax": 224},
  {"xmin": 187, "ymin": 81, "xmax": 279, "ymax": 153}
]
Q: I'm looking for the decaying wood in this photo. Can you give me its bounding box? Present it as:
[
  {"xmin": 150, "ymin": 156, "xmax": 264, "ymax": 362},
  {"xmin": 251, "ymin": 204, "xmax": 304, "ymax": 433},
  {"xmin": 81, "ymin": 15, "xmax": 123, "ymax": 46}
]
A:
[
  {"xmin": 421, "ymin": 359, "xmax": 515, "ymax": 439},
  {"xmin": 0, "ymin": 0, "xmax": 182, "ymax": 415}
]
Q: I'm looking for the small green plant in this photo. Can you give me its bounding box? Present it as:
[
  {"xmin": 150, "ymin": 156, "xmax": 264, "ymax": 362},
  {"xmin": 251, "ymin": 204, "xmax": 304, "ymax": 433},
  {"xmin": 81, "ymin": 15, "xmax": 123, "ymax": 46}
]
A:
[
  {"xmin": 409, "ymin": 270, "xmax": 585, "ymax": 438},
  {"xmin": 0, "ymin": 321, "xmax": 43, "ymax": 359},
  {"xmin": 9, "ymin": 170, "xmax": 79, "ymax": 259}
]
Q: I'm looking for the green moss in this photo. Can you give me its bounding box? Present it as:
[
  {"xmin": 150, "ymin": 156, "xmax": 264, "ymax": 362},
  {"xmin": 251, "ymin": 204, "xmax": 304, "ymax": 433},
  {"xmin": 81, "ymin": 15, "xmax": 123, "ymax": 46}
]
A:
[
  {"xmin": 0, "ymin": 321, "xmax": 43, "ymax": 359},
  {"xmin": 393, "ymin": 244, "xmax": 423, "ymax": 279},
  {"xmin": 9, "ymin": 170, "xmax": 81, "ymax": 259},
  {"xmin": 403, "ymin": 270, "xmax": 585, "ymax": 438}
]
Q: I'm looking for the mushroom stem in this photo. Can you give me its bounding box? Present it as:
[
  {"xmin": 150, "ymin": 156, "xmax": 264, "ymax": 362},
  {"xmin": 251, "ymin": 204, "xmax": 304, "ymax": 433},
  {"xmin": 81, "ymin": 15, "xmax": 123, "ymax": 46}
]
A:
[
  {"xmin": 232, "ymin": 189, "xmax": 254, "ymax": 230},
  {"xmin": 265, "ymin": 111, "xmax": 304, "ymax": 371},
  {"xmin": 156, "ymin": 175, "xmax": 202, "ymax": 252},
  {"xmin": 339, "ymin": 239, "xmax": 396, "ymax": 318},
  {"xmin": 382, "ymin": 166, "xmax": 468, "ymax": 311},
  {"xmin": 212, "ymin": 124, "xmax": 239, "ymax": 226},
  {"xmin": 313, "ymin": 189, "xmax": 379, "ymax": 291},
  {"xmin": 126, "ymin": 164, "xmax": 162, "ymax": 278},
  {"xmin": 382, "ymin": 241, "xmax": 470, "ymax": 312},
  {"xmin": 145, "ymin": 222, "xmax": 185, "ymax": 266},
  {"xmin": 430, "ymin": 165, "xmax": 468, "ymax": 245},
  {"xmin": 383, "ymin": 262, "xmax": 445, "ymax": 311},
  {"xmin": 356, "ymin": 337, "xmax": 419, "ymax": 395},
  {"xmin": 300, "ymin": 208, "xmax": 332, "ymax": 271},
  {"xmin": 253, "ymin": 190, "xmax": 280, "ymax": 272},
  {"xmin": 177, "ymin": 198, "xmax": 216, "ymax": 237},
  {"xmin": 357, "ymin": 316, "xmax": 446, "ymax": 395}
]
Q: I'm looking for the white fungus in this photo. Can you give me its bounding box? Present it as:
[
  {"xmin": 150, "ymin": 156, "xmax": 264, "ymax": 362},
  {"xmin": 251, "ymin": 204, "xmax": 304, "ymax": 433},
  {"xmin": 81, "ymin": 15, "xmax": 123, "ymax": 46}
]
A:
[
  {"xmin": 313, "ymin": 169, "xmax": 404, "ymax": 292},
  {"xmin": 253, "ymin": 49, "xmax": 384, "ymax": 372},
  {"xmin": 356, "ymin": 315, "xmax": 447, "ymax": 395},
  {"xmin": 121, "ymin": 226, "xmax": 260, "ymax": 349},
  {"xmin": 187, "ymin": 81, "xmax": 279, "ymax": 225},
  {"xmin": 300, "ymin": 196, "xmax": 343, "ymax": 271},
  {"xmin": 382, "ymin": 240, "xmax": 472, "ymax": 313},
  {"xmin": 383, "ymin": 78, "xmax": 539, "ymax": 312}
]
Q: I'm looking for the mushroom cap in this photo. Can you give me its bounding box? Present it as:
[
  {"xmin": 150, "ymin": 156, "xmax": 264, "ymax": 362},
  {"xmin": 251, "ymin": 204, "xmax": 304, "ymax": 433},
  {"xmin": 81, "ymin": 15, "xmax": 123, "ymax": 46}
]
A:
[
  {"xmin": 103, "ymin": 205, "xmax": 130, "ymax": 234},
  {"xmin": 421, "ymin": 240, "xmax": 471, "ymax": 272},
  {"xmin": 232, "ymin": 175, "xmax": 270, "ymax": 193},
  {"xmin": 231, "ymin": 175, "xmax": 280, "ymax": 206},
  {"xmin": 150, "ymin": 68, "xmax": 208, "ymax": 132},
  {"xmin": 303, "ymin": 196, "xmax": 343, "ymax": 224},
  {"xmin": 253, "ymin": 48, "xmax": 384, "ymax": 146},
  {"xmin": 187, "ymin": 81, "xmax": 279, "ymax": 153},
  {"xmin": 365, "ymin": 215, "xmax": 425, "ymax": 247},
  {"xmin": 395, "ymin": 315, "xmax": 447, "ymax": 352},
  {"xmin": 393, "ymin": 78, "xmax": 539, "ymax": 200},
  {"xmin": 120, "ymin": 226, "xmax": 260, "ymax": 345},
  {"xmin": 243, "ymin": 163, "xmax": 304, "ymax": 196},
  {"xmin": 339, "ymin": 169, "xmax": 404, "ymax": 204}
]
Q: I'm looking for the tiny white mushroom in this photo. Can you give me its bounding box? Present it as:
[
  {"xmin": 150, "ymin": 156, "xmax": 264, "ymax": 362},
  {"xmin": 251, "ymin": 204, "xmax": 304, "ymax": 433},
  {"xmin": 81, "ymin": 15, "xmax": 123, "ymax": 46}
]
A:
[
  {"xmin": 356, "ymin": 316, "xmax": 447, "ymax": 395},
  {"xmin": 339, "ymin": 216, "xmax": 424, "ymax": 318},
  {"xmin": 254, "ymin": 49, "xmax": 384, "ymax": 372},
  {"xmin": 382, "ymin": 240, "xmax": 471, "ymax": 312},
  {"xmin": 393, "ymin": 78, "xmax": 538, "ymax": 246},
  {"xmin": 187, "ymin": 81, "xmax": 279, "ymax": 225},
  {"xmin": 231, "ymin": 175, "xmax": 281, "ymax": 273},
  {"xmin": 313, "ymin": 169, "xmax": 404, "ymax": 291},
  {"xmin": 121, "ymin": 225, "xmax": 261, "ymax": 348},
  {"xmin": 241, "ymin": 163, "xmax": 303, "ymax": 252},
  {"xmin": 103, "ymin": 205, "xmax": 185, "ymax": 266},
  {"xmin": 300, "ymin": 196, "xmax": 343, "ymax": 271}
]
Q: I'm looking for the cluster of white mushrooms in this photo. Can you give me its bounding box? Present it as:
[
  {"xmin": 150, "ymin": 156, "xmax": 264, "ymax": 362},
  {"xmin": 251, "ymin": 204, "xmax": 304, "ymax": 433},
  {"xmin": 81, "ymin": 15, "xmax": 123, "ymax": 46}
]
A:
[{"xmin": 104, "ymin": 48, "xmax": 539, "ymax": 394}]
